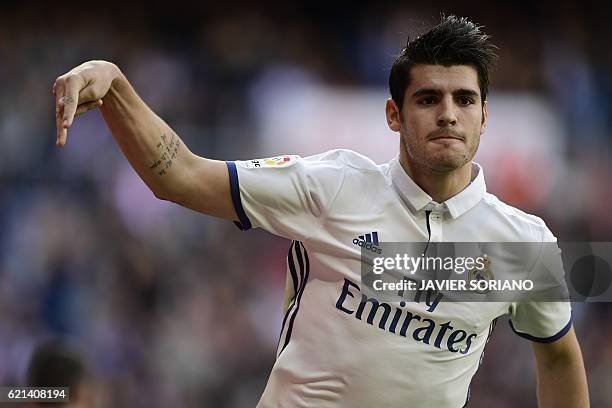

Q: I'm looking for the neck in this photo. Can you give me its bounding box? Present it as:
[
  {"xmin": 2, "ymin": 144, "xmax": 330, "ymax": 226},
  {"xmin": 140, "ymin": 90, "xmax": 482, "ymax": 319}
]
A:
[{"xmin": 398, "ymin": 149, "xmax": 473, "ymax": 204}]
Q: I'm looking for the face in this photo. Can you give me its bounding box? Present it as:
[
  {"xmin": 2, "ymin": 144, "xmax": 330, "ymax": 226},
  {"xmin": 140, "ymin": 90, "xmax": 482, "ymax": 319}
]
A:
[{"xmin": 386, "ymin": 64, "xmax": 488, "ymax": 173}]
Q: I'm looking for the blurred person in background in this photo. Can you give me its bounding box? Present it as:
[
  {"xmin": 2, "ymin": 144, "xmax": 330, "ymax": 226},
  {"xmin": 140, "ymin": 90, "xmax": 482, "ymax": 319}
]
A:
[
  {"xmin": 25, "ymin": 338, "xmax": 96, "ymax": 408},
  {"xmin": 51, "ymin": 14, "xmax": 588, "ymax": 408}
]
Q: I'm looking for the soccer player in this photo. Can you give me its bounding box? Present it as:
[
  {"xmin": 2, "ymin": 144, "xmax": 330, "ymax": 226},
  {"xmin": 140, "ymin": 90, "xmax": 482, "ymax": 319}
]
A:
[{"xmin": 53, "ymin": 15, "xmax": 588, "ymax": 408}]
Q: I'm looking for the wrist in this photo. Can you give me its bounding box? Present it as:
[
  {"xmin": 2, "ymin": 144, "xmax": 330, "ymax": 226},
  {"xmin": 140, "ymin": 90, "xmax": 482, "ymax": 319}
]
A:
[{"xmin": 107, "ymin": 63, "xmax": 126, "ymax": 92}]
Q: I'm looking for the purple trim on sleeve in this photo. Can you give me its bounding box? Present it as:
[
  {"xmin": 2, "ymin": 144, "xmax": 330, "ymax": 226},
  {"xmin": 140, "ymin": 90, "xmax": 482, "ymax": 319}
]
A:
[
  {"xmin": 226, "ymin": 161, "xmax": 252, "ymax": 231},
  {"xmin": 509, "ymin": 313, "xmax": 573, "ymax": 343}
]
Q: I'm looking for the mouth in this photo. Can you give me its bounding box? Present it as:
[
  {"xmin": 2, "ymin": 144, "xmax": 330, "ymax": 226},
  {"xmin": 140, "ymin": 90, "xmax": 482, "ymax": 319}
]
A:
[
  {"xmin": 430, "ymin": 135, "xmax": 461, "ymax": 140},
  {"xmin": 427, "ymin": 131, "xmax": 465, "ymax": 143}
]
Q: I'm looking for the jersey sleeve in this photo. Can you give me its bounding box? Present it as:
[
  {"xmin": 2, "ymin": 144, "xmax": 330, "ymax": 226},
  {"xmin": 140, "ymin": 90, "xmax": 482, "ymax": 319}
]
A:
[
  {"xmin": 508, "ymin": 226, "xmax": 573, "ymax": 343},
  {"xmin": 226, "ymin": 152, "xmax": 346, "ymax": 241}
]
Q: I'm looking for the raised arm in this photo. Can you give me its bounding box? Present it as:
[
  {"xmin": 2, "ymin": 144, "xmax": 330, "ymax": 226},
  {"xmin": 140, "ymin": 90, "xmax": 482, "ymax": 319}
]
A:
[{"xmin": 53, "ymin": 60, "xmax": 237, "ymax": 221}]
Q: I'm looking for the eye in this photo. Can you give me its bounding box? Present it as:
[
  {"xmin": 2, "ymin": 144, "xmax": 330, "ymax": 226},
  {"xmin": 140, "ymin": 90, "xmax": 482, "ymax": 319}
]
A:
[
  {"xmin": 457, "ymin": 96, "xmax": 475, "ymax": 106},
  {"xmin": 418, "ymin": 97, "xmax": 437, "ymax": 106}
]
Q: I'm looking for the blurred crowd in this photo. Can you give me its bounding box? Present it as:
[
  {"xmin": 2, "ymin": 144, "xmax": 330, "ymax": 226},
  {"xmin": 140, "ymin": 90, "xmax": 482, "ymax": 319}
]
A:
[{"xmin": 1, "ymin": 1, "xmax": 612, "ymax": 407}]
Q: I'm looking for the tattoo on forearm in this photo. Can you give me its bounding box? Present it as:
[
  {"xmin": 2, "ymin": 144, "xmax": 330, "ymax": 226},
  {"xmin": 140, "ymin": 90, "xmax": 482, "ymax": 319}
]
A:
[{"xmin": 149, "ymin": 132, "xmax": 181, "ymax": 176}]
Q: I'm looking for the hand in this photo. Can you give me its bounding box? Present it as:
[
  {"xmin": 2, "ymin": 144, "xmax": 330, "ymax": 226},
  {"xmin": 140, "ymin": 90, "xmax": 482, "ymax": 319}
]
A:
[{"xmin": 53, "ymin": 60, "xmax": 120, "ymax": 147}]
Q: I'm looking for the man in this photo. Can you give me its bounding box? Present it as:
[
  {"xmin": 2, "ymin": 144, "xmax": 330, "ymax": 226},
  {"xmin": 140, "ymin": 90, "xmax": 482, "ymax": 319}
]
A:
[
  {"xmin": 53, "ymin": 15, "xmax": 588, "ymax": 408},
  {"xmin": 25, "ymin": 338, "xmax": 95, "ymax": 408}
]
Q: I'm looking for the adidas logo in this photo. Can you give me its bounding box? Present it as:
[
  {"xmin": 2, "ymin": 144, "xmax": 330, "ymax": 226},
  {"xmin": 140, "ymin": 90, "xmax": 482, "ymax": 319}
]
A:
[{"xmin": 352, "ymin": 232, "xmax": 382, "ymax": 254}]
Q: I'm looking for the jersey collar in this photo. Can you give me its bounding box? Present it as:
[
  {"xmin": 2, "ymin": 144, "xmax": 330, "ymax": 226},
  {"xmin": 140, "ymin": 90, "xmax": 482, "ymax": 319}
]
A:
[{"xmin": 389, "ymin": 157, "xmax": 487, "ymax": 219}]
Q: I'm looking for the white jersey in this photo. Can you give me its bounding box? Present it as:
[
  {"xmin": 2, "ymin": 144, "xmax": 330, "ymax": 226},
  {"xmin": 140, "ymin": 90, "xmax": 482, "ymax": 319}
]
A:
[{"xmin": 226, "ymin": 150, "xmax": 572, "ymax": 408}]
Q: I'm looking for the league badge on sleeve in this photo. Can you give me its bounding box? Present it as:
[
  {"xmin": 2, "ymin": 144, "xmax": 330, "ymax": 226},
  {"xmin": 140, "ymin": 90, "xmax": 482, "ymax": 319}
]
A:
[{"xmin": 244, "ymin": 155, "xmax": 300, "ymax": 168}]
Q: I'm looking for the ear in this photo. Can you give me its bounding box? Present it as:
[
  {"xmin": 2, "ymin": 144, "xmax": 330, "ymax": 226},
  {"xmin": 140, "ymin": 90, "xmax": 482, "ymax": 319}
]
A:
[
  {"xmin": 385, "ymin": 98, "xmax": 402, "ymax": 132},
  {"xmin": 480, "ymin": 100, "xmax": 488, "ymax": 135}
]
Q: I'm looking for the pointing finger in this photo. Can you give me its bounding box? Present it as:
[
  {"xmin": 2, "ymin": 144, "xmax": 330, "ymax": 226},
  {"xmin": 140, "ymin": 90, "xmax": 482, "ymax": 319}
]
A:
[
  {"xmin": 54, "ymin": 80, "xmax": 67, "ymax": 146},
  {"xmin": 55, "ymin": 75, "xmax": 82, "ymax": 147},
  {"xmin": 62, "ymin": 77, "xmax": 80, "ymax": 128}
]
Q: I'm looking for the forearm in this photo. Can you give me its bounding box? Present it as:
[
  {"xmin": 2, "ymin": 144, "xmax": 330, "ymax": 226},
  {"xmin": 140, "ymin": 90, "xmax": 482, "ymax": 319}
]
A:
[
  {"xmin": 536, "ymin": 351, "xmax": 589, "ymax": 407},
  {"xmin": 99, "ymin": 67, "xmax": 197, "ymax": 201},
  {"xmin": 55, "ymin": 60, "xmax": 235, "ymax": 219}
]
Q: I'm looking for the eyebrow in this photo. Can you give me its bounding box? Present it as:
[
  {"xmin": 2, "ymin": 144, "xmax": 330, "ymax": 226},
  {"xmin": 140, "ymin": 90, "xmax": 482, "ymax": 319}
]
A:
[{"xmin": 411, "ymin": 88, "xmax": 480, "ymax": 98}]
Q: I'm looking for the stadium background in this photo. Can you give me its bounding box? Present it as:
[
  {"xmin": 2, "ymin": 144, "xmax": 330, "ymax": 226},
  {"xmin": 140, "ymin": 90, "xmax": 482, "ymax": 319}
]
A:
[{"xmin": 1, "ymin": 1, "xmax": 612, "ymax": 406}]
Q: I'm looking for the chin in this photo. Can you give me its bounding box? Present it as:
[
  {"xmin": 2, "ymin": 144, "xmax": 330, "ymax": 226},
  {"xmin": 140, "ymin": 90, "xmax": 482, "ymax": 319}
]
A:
[{"xmin": 426, "ymin": 155, "xmax": 469, "ymax": 172}]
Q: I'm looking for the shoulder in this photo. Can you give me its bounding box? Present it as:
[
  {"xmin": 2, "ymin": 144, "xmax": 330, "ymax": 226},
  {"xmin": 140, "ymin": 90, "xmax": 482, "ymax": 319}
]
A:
[
  {"xmin": 301, "ymin": 150, "xmax": 391, "ymax": 209},
  {"xmin": 298, "ymin": 149, "xmax": 386, "ymax": 186},
  {"xmin": 303, "ymin": 149, "xmax": 381, "ymax": 171},
  {"xmin": 480, "ymin": 193, "xmax": 554, "ymax": 242},
  {"xmin": 238, "ymin": 149, "xmax": 381, "ymax": 173}
]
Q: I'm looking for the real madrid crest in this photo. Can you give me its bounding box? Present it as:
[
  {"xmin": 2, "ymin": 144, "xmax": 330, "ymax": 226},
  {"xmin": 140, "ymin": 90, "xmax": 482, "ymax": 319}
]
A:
[{"xmin": 469, "ymin": 255, "xmax": 494, "ymax": 294}]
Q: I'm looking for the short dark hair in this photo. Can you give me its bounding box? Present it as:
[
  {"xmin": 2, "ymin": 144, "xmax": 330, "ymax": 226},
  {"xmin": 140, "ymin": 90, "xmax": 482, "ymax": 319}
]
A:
[
  {"xmin": 26, "ymin": 338, "xmax": 87, "ymax": 405},
  {"xmin": 389, "ymin": 15, "xmax": 498, "ymax": 109}
]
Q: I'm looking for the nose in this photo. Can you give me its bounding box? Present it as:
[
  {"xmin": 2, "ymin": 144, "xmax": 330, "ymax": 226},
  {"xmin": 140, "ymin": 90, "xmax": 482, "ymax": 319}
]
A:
[{"xmin": 436, "ymin": 97, "xmax": 457, "ymax": 127}]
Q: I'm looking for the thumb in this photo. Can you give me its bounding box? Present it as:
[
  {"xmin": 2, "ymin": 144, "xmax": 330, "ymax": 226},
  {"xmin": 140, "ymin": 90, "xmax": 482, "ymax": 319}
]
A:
[{"xmin": 74, "ymin": 99, "xmax": 103, "ymax": 117}]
